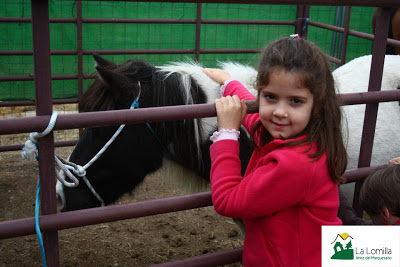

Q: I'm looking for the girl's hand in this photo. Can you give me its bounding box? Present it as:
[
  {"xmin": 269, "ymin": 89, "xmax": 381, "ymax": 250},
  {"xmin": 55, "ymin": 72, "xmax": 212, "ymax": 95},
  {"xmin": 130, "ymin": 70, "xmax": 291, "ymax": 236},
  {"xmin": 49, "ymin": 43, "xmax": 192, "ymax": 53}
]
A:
[
  {"xmin": 215, "ymin": 95, "xmax": 247, "ymax": 131},
  {"xmin": 203, "ymin": 68, "xmax": 231, "ymax": 85},
  {"xmin": 389, "ymin": 157, "xmax": 400, "ymax": 164}
]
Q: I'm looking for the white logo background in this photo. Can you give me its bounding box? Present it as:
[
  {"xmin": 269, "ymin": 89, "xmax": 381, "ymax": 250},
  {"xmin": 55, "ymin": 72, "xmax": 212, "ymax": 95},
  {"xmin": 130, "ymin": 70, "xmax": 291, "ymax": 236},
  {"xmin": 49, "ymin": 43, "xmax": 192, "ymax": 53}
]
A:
[{"xmin": 322, "ymin": 226, "xmax": 400, "ymax": 267}]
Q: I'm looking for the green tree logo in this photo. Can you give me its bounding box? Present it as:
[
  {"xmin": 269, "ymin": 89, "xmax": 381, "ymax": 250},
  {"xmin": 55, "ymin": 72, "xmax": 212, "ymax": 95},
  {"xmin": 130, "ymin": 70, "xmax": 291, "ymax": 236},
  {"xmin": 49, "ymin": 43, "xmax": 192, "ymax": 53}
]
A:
[{"xmin": 330, "ymin": 233, "xmax": 354, "ymax": 260}]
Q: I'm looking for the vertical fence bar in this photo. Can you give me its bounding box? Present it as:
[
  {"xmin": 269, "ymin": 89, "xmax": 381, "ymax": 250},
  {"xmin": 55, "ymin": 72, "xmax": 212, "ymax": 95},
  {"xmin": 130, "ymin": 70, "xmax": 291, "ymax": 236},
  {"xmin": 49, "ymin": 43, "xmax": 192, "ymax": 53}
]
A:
[
  {"xmin": 77, "ymin": 0, "xmax": 83, "ymax": 102},
  {"xmin": 31, "ymin": 0, "xmax": 60, "ymax": 263},
  {"xmin": 340, "ymin": 6, "xmax": 351, "ymax": 65},
  {"xmin": 295, "ymin": 5, "xmax": 305, "ymax": 35},
  {"xmin": 302, "ymin": 6, "xmax": 310, "ymax": 39},
  {"xmin": 330, "ymin": 6, "xmax": 341, "ymax": 57},
  {"xmin": 30, "ymin": 0, "xmax": 60, "ymax": 266},
  {"xmin": 77, "ymin": 0, "xmax": 84, "ymax": 136},
  {"xmin": 352, "ymin": 7, "xmax": 392, "ymax": 216},
  {"xmin": 194, "ymin": 3, "xmax": 202, "ymax": 62}
]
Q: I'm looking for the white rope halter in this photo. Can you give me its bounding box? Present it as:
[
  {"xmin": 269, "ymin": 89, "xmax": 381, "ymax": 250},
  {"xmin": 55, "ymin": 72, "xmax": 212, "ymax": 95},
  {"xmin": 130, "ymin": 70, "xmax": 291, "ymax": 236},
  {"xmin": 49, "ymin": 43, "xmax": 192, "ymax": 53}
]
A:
[
  {"xmin": 21, "ymin": 111, "xmax": 105, "ymax": 204},
  {"xmin": 22, "ymin": 82, "xmax": 160, "ymax": 205},
  {"xmin": 52, "ymin": 92, "xmax": 144, "ymax": 204}
]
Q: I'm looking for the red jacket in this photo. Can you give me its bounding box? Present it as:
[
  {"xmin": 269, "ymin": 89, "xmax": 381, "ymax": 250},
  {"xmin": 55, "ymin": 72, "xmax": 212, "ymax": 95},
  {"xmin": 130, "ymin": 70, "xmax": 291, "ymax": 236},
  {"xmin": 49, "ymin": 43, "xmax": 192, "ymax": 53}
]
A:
[{"xmin": 210, "ymin": 81, "xmax": 341, "ymax": 266}]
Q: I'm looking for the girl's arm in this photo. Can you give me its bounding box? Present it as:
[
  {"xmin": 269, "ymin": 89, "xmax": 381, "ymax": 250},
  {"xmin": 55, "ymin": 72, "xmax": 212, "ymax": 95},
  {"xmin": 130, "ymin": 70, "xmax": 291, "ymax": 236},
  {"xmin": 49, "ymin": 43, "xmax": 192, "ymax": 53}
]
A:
[
  {"xmin": 210, "ymin": 142, "xmax": 313, "ymax": 219},
  {"xmin": 203, "ymin": 68, "xmax": 258, "ymax": 132},
  {"xmin": 214, "ymin": 95, "xmax": 247, "ymax": 132},
  {"xmin": 223, "ymin": 80, "xmax": 258, "ymax": 132}
]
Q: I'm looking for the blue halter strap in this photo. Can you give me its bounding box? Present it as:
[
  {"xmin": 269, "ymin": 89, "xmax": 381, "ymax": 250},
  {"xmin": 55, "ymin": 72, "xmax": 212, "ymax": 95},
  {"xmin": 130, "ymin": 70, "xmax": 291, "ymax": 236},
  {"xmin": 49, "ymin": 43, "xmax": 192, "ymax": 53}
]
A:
[{"xmin": 131, "ymin": 96, "xmax": 162, "ymax": 144}]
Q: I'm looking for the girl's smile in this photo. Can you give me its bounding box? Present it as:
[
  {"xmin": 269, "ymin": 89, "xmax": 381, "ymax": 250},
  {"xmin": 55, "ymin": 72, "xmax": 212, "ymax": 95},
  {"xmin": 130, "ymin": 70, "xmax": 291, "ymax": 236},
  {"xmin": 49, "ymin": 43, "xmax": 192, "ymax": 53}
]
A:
[{"xmin": 259, "ymin": 70, "xmax": 314, "ymax": 139}]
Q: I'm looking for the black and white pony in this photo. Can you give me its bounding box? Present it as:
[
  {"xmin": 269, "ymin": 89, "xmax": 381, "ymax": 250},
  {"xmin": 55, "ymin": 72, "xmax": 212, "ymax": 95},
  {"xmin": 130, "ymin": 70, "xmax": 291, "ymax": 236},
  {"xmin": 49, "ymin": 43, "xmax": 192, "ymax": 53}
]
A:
[
  {"xmin": 56, "ymin": 54, "xmax": 256, "ymax": 211},
  {"xmin": 56, "ymin": 54, "xmax": 400, "ymax": 211}
]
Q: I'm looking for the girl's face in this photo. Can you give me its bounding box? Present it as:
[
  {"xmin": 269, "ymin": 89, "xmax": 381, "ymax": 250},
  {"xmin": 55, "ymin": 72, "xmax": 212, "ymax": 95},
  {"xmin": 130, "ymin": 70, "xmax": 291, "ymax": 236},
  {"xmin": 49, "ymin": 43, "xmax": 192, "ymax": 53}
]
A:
[{"xmin": 259, "ymin": 70, "xmax": 314, "ymax": 140}]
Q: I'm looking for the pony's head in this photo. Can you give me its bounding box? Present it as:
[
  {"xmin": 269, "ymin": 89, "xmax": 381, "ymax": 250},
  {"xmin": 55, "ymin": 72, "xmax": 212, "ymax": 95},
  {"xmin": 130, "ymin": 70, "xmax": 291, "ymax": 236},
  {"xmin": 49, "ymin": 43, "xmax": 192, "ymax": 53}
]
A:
[
  {"xmin": 80, "ymin": 54, "xmax": 157, "ymax": 112},
  {"xmin": 57, "ymin": 55, "xmax": 165, "ymax": 211}
]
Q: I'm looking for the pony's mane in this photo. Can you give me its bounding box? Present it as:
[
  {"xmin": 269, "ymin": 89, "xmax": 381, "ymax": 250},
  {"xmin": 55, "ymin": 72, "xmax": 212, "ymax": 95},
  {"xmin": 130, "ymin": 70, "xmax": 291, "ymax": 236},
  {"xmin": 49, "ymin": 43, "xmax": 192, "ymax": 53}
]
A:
[
  {"xmin": 156, "ymin": 61, "xmax": 219, "ymax": 168},
  {"xmin": 157, "ymin": 60, "xmax": 221, "ymax": 104},
  {"xmin": 157, "ymin": 60, "xmax": 222, "ymax": 143},
  {"xmin": 158, "ymin": 60, "xmax": 258, "ymax": 101}
]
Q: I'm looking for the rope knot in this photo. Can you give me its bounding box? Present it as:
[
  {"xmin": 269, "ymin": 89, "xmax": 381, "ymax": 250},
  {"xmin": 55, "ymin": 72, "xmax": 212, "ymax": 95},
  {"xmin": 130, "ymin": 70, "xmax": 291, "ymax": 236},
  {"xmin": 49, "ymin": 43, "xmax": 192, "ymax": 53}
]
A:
[
  {"xmin": 21, "ymin": 111, "xmax": 58, "ymax": 161},
  {"xmin": 21, "ymin": 140, "xmax": 38, "ymax": 161},
  {"xmin": 73, "ymin": 165, "xmax": 86, "ymax": 177},
  {"xmin": 29, "ymin": 132, "xmax": 40, "ymax": 142}
]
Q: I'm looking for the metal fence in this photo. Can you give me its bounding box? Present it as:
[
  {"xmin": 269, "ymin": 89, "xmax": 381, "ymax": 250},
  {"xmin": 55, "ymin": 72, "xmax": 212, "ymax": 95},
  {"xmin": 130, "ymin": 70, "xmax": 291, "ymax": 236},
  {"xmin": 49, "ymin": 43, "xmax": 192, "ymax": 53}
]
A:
[{"xmin": 1, "ymin": 0, "xmax": 400, "ymax": 266}]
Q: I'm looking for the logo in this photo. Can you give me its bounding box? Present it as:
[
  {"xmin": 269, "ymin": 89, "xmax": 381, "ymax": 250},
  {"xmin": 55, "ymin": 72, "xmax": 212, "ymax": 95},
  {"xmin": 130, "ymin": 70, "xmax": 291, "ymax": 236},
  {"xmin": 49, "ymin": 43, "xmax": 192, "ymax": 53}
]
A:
[
  {"xmin": 330, "ymin": 232, "xmax": 354, "ymax": 260},
  {"xmin": 322, "ymin": 226, "xmax": 400, "ymax": 267}
]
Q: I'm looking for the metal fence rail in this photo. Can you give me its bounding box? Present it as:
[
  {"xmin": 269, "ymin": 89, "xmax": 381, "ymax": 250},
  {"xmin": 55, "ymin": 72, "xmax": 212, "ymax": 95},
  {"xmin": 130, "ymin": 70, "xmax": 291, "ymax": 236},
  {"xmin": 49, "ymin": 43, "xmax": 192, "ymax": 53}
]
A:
[
  {"xmin": 0, "ymin": 0, "xmax": 399, "ymax": 266},
  {"xmin": 1, "ymin": 90, "xmax": 400, "ymax": 136}
]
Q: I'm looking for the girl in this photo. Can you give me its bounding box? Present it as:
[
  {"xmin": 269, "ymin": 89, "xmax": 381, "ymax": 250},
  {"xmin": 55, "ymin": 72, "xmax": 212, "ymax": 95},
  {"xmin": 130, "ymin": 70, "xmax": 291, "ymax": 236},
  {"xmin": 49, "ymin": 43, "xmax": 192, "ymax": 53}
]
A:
[{"xmin": 203, "ymin": 36, "xmax": 347, "ymax": 266}]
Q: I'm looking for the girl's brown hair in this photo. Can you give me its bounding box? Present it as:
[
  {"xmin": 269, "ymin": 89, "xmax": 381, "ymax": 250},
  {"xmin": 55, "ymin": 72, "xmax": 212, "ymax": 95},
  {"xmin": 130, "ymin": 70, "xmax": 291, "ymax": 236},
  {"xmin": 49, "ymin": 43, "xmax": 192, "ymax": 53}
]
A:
[
  {"xmin": 250, "ymin": 37, "xmax": 347, "ymax": 183},
  {"xmin": 360, "ymin": 164, "xmax": 400, "ymax": 217}
]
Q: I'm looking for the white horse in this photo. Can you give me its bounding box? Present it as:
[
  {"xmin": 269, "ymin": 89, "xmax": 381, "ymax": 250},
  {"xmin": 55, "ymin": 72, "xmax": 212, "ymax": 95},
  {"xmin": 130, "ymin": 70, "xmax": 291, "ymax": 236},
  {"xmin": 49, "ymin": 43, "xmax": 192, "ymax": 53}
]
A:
[{"xmin": 333, "ymin": 55, "xmax": 400, "ymax": 202}]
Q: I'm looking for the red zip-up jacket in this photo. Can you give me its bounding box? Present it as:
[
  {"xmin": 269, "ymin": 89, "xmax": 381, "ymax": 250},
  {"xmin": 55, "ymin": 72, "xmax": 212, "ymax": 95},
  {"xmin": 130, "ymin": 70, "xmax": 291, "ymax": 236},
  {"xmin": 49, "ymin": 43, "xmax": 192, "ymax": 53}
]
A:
[{"xmin": 210, "ymin": 81, "xmax": 342, "ymax": 266}]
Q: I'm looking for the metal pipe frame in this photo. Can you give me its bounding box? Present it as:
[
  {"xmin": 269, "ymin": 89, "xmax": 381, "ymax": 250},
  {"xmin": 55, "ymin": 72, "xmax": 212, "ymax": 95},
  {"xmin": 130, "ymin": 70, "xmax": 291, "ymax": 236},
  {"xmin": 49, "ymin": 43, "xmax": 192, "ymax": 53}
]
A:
[
  {"xmin": 0, "ymin": 162, "xmax": 380, "ymax": 240},
  {"xmin": 0, "ymin": 140, "xmax": 77, "ymax": 152},
  {"xmin": 30, "ymin": 0, "xmax": 59, "ymax": 265},
  {"xmin": 1, "ymin": 1, "xmax": 399, "ymax": 265},
  {"xmin": 1, "ymin": 90, "xmax": 399, "ymax": 136},
  {"xmin": 352, "ymin": 7, "xmax": 393, "ymax": 216}
]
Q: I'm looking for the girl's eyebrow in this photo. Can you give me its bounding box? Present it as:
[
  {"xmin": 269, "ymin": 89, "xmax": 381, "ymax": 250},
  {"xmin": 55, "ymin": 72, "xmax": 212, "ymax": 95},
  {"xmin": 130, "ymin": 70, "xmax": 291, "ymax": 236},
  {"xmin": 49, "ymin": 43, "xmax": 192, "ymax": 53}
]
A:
[
  {"xmin": 260, "ymin": 89, "xmax": 275, "ymax": 95},
  {"xmin": 261, "ymin": 89, "xmax": 310, "ymax": 100},
  {"xmin": 289, "ymin": 95, "xmax": 309, "ymax": 100}
]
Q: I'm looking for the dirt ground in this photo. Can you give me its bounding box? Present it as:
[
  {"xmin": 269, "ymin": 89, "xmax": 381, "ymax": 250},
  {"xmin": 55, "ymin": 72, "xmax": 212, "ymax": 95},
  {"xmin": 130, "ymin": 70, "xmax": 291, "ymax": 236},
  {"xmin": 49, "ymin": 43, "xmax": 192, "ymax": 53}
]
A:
[{"xmin": 0, "ymin": 148, "xmax": 244, "ymax": 267}]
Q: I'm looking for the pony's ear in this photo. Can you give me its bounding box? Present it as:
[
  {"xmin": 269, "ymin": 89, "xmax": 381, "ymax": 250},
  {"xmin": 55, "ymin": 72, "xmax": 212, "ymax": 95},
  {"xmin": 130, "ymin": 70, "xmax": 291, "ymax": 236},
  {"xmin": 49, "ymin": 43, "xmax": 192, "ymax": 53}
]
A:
[
  {"xmin": 93, "ymin": 53, "xmax": 117, "ymax": 69},
  {"xmin": 95, "ymin": 65, "xmax": 129, "ymax": 90}
]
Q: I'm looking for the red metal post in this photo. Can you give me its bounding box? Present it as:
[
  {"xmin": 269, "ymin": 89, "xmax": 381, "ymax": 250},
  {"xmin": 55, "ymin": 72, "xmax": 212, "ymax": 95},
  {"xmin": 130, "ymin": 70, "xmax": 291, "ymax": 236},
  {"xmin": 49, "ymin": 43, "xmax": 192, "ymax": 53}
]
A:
[
  {"xmin": 301, "ymin": 6, "xmax": 310, "ymax": 39},
  {"xmin": 31, "ymin": 0, "xmax": 59, "ymax": 265},
  {"xmin": 353, "ymin": 7, "xmax": 392, "ymax": 216},
  {"xmin": 295, "ymin": 5, "xmax": 304, "ymax": 35},
  {"xmin": 77, "ymin": 0, "xmax": 84, "ymax": 102},
  {"xmin": 340, "ymin": 6, "xmax": 351, "ymax": 65},
  {"xmin": 77, "ymin": 0, "xmax": 84, "ymax": 136},
  {"xmin": 195, "ymin": 3, "xmax": 202, "ymax": 62}
]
